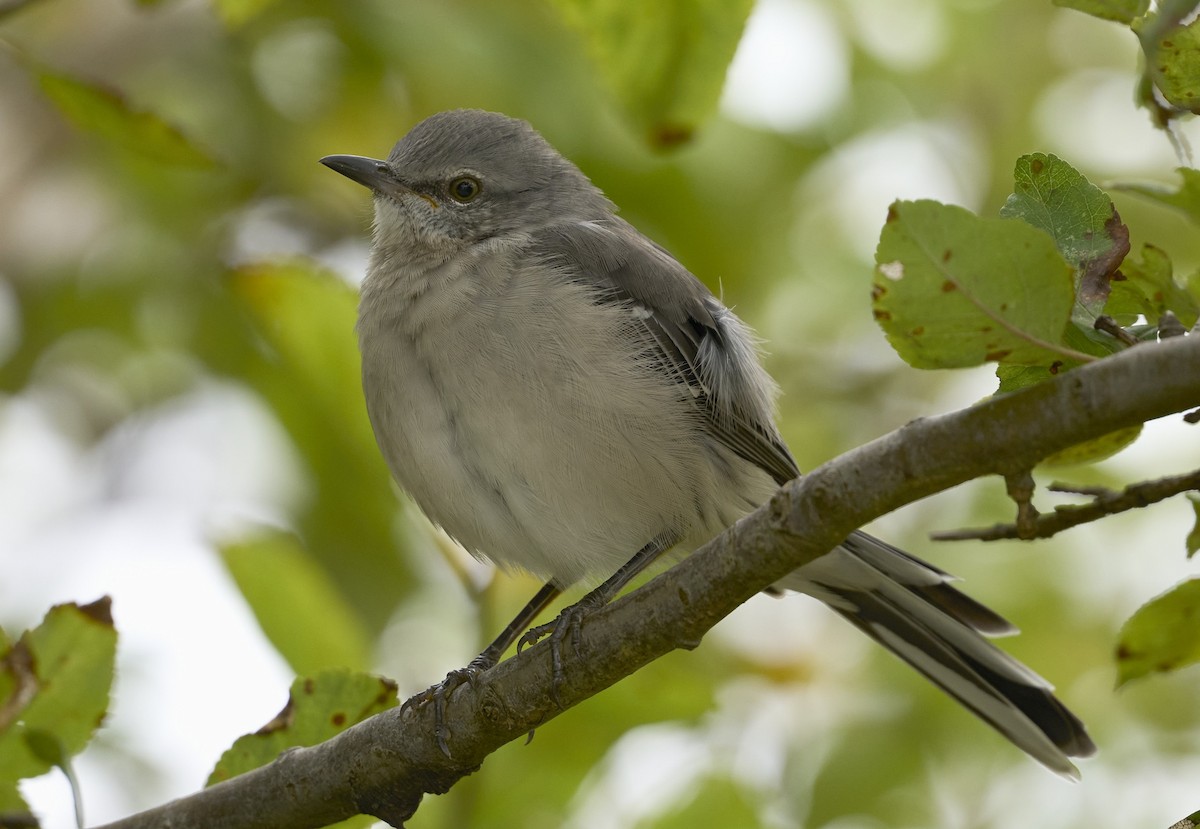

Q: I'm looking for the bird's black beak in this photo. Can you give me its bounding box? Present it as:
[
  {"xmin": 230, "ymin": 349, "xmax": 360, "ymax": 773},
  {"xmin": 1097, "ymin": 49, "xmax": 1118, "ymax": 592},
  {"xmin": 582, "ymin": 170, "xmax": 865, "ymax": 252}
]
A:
[
  {"xmin": 320, "ymin": 154, "xmax": 394, "ymax": 191},
  {"xmin": 320, "ymin": 154, "xmax": 437, "ymax": 208}
]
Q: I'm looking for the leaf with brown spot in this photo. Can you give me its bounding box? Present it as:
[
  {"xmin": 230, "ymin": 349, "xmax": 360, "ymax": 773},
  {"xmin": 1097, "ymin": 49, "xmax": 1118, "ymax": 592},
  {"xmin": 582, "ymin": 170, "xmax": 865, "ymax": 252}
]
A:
[
  {"xmin": 0, "ymin": 600, "xmax": 117, "ymax": 788},
  {"xmin": 1148, "ymin": 17, "xmax": 1200, "ymax": 114},
  {"xmin": 208, "ymin": 669, "xmax": 397, "ymax": 786},
  {"xmin": 1000, "ymin": 153, "xmax": 1130, "ymax": 324},
  {"xmin": 873, "ymin": 200, "xmax": 1078, "ymax": 369}
]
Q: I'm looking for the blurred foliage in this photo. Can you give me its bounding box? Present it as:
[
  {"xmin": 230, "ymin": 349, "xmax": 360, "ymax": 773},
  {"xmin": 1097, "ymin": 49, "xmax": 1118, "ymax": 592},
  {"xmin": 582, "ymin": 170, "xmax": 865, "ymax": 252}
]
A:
[
  {"xmin": 548, "ymin": 0, "xmax": 755, "ymax": 147},
  {"xmin": 1117, "ymin": 578, "xmax": 1200, "ymax": 686},
  {"xmin": 1, "ymin": 0, "xmax": 1200, "ymax": 827},
  {"xmin": 220, "ymin": 531, "xmax": 374, "ymax": 675}
]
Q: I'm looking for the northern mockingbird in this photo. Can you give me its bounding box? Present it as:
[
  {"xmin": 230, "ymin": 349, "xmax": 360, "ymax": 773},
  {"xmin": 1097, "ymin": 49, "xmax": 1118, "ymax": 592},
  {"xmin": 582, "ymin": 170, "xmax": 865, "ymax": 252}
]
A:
[{"xmin": 321, "ymin": 109, "xmax": 1095, "ymax": 775}]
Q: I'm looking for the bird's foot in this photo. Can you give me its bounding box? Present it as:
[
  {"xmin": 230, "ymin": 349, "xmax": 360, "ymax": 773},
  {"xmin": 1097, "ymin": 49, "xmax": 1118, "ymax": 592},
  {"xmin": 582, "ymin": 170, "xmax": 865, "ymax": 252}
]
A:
[
  {"xmin": 516, "ymin": 594, "xmax": 605, "ymax": 704},
  {"xmin": 400, "ymin": 653, "xmax": 496, "ymax": 758}
]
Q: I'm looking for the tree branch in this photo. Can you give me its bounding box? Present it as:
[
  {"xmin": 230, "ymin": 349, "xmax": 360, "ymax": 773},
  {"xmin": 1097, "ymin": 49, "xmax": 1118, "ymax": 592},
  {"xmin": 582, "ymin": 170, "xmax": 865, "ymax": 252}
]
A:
[
  {"xmin": 931, "ymin": 468, "xmax": 1200, "ymax": 542},
  {"xmin": 90, "ymin": 334, "xmax": 1200, "ymax": 829}
]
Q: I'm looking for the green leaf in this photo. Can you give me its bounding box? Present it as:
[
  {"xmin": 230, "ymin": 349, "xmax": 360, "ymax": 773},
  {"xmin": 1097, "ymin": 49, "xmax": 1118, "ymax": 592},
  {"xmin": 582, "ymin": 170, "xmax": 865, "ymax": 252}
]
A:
[
  {"xmin": 208, "ymin": 669, "xmax": 397, "ymax": 785},
  {"xmin": 220, "ymin": 532, "xmax": 373, "ymax": 675},
  {"xmin": 548, "ymin": 0, "xmax": 755, "ymax": 148},
  {"xmin": 213, "ymin": 0, "xmax": 282, "ymax": 28},
  {"xmin": 873, "ymin": 200, "xmax": 1079, "ymax": 369},
  {"xmin": 0, "ymin": 781, "xmax": 32, "ymax": 816},
  {"xmin": 1053, "ymin": 0, "xmax": 1149, "ymax": 24},
  {"xmin": 1116, "ymin": 578, "xmax": 1200, "ymax": 685},
  {"xmin": 1040, "ymin": 424, "xmax": 1142, "ymax": 465},
  {"xmin": 1147, "ymin": 16, "xmax": 1200, "ymax": 113},
  {"xmin": 650, "ymin": 775, "xmax": 760, "ymax": 829},
  {"xmin": 996, "ymin": 364, "xmax": 1058, "ymax": 394},
  {"xmin": 35, "ymin": 68, "xmax": 216, "ymax": 167},
  {"xmin": 1187, "ymin": 494, "xmax": 1200, "ymax": 558},
  {"xmin": 1106, "ymin": 243, "xmax": 1200, "ymax": 328},
  {"xmin": 1115, "ymin": 167, "xmax": 1200, "ymax": 225},
  {"xmin": 230, "ymin": 260, "xmax": 373, "ymax": 463},
  {"xmin": 229, "ymin": 259, "xmax": 415, "ymax": 632},
  {"xmin": 1000, "ymin": 153, "xmax": 1130, "ymax": 322},
  {"xmin": 0, "ymin": 598, "xmax": 117, "ymax": 785}
]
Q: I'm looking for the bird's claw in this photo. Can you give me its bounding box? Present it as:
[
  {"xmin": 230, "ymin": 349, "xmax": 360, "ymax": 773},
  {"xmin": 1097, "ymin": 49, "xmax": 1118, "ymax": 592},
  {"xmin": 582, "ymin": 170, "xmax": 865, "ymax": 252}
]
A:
[
  {"xmin": 517, "ymin": 603, "xmax": 591, "ymax": 705},
  {"xmin": 401, "ymin": 657, "xmax": 493, "ymax": 758}
]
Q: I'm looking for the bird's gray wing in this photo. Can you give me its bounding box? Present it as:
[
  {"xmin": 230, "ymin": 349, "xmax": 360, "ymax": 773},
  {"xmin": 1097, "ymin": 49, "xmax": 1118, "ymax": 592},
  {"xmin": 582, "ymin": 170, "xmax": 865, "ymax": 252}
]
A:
[{"xmin": 530, "ymin": 218, "xmax": 799, "ymax": 487}]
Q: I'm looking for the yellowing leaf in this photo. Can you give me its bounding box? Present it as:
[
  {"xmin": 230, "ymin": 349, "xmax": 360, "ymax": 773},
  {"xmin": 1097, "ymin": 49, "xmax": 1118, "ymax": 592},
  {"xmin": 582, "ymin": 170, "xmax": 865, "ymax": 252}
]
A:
[
  {"xmin": 1116, "ymin": 578, "xmax": 1200, "ymax": 685},
  {"xmin": 873, "ymin": 200, "xmax": 1079, "ymax": 369}
]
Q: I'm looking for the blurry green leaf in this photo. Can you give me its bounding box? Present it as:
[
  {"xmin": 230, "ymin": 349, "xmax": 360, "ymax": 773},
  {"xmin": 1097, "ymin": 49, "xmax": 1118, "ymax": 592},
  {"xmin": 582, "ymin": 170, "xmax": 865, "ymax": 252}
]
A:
[
  {"xmin": 220, "ymin": 531, "xmax": 373, "ymax": 675},
  {"xmin": 0, "ymin": 782, "xmax": 32, "ymax": 816},
  {"xmin": 229, "ymin": 259, "xmax": 413, "ymax": 632},
  {"xmin": 1116, "ymin": 578, "xmax": 1200, "ymax": 685},
  {"xmin": 1147, "ymin": 16, "xmax": 1200, "ymax": 113},
  {"xmin": 548, "ymin": 0, "xmax": 754, "ymax": 148},
  {"xmin": 1187, "ymin": 494, "xmax": 1200, "ymax": 558},
  {"xmin": 35, "ymin": 68, "xmax": 216, "ymax": 167},
  {"xmin": 230, "ymin": 260, "xmax": 371, "ymax": 459},
  {"xmin": 649, "ymin": 775, "xmax": 759, "ymax": 829},
  {"xmin": 213, "ymin": 0, "xmax": 282, "ymax": 28},
  {"xmin": 1053, "ymin": 0, "xmax": 1149, "ymax": 23},
  {"xmin": 1000, "ymin": 153, "xmax": 1129, "ymax": 321},
  {"xmin": 0, "ymin": 599, "xmax": 116, "ymax": 786},
  {"xmin": 1115, "ymin": 168, "xmax": 1200, "ymax": 224},
  {"xmin": 873, "ymin": 200, "xmax": 1079, "ymax": 369},
  {"xmin": 208, "ymin": 669, "xmax": 397, "ymax": 785},
  {"xmin": 1106, "ymin": 244, "xmax": 1200, "ymax": 328},
  {"xmin": 1041, "ymin": 424, "xmax": 1142, "ymax": 465}
]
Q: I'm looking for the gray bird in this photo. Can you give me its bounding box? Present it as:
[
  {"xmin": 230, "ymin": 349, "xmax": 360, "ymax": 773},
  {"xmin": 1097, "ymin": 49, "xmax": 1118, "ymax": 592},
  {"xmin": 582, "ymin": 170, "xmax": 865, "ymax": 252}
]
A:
[{"xmin": 320, "ymin": 109, "xmax": 1095, "ymax": 776}]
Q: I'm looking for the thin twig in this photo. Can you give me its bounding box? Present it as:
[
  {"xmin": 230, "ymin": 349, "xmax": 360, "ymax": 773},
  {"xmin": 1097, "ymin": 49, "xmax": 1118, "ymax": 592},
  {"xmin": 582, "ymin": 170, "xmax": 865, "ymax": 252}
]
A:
[
  {"xmin": 1048, "ymin": 482, "xmax": 1115, "ymax": 497},
  {"xmin": 933, "ymin": 468, "xmax": 1200, "ymax": 542},
  {"xmin": 1094, "ymin": 315, "xmax": 1139, "ymax": 347}
]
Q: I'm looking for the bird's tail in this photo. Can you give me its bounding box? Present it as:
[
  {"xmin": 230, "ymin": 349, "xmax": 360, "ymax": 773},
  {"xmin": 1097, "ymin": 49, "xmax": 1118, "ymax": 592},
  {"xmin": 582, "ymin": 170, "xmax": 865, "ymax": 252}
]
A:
[{"xmin": 778, "ymin": 530, "xmax": 1096, "ymax": 778}]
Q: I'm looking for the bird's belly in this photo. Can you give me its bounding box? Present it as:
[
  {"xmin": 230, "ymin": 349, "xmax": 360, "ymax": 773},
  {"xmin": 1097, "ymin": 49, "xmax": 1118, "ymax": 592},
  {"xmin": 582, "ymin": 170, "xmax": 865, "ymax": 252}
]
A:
[{"xmin": 359, "ymin": 280, "xmax": 772, "ymax": 585}]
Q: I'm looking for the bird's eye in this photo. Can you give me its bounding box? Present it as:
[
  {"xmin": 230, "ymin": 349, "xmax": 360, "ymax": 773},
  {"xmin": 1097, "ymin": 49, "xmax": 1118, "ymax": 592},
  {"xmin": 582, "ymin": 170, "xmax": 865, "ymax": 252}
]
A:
[{"xmin": 449, "ymin": 176, "xmax": 481, "ymax": 203}]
